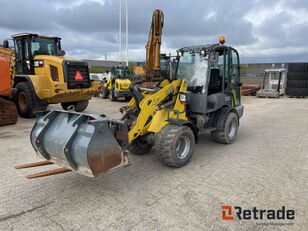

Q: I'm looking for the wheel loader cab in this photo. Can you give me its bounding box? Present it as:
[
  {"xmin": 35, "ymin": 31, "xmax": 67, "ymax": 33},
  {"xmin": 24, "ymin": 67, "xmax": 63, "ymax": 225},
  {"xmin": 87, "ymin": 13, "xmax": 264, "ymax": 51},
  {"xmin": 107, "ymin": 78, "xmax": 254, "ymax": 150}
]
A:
[
  {"xmin": 176, "ymin": 44, "xmax": 242, "ymax": 116},
  {"xmin": 12, "ymin": 34, "xmax": 63, "ymax": 75}
]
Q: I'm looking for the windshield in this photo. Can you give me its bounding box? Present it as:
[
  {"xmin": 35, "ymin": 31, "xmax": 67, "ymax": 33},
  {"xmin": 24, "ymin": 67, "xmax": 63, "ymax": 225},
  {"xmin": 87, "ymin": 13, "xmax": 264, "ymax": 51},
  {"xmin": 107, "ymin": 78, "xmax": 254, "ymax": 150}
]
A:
[
  {"xmin": 31, "ymin": 38, "xmax": 59, "ymax": 56},
  {"xmin": 177, "ymin": 53, "xmax": 208, "ymax": 88},
  {"xmin": 160, "ymin": 56, "xmax": 178, "ymax": 79},
  {"xmin": 112, "ymin": 67, "xmax": 129, "ymax": 78}
]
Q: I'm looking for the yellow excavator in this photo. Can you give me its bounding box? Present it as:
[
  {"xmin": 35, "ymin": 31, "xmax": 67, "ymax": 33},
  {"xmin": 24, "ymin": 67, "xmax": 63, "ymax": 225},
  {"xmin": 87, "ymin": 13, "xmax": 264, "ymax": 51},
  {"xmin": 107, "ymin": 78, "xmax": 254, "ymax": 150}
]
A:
[
  {"xmin": 144, "ymin": 9, "xmax": 164, "ymax": 84},
  {"xmin": 129, "ymin": 9, "xmax": 164, "ymax": 86},
  {"xmin": 0, "ymin": 33, "xmax": 101, "ymax": 118},
  {"xmin": 16, "ymin": 35, "xmax": 244, "ymax": 179}
]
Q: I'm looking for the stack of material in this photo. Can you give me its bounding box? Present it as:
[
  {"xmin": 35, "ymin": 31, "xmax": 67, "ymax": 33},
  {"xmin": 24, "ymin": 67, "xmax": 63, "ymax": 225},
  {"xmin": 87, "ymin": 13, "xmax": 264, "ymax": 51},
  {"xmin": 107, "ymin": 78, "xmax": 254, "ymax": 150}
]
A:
[
  {"xmin": 286, "ymin": 63, "xmax": 308, "ymax": 97},
  {"xmin": 0, "ymin": 97, "xmax": 18, "ymax": 126}
]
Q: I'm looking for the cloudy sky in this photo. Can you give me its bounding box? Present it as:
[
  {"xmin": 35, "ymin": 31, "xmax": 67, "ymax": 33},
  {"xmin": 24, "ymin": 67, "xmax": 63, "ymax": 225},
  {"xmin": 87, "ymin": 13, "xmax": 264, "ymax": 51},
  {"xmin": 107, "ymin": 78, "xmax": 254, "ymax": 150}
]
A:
[{"xmin": 0, "ymin": 0, "xmax": 307, "ymax": 63}]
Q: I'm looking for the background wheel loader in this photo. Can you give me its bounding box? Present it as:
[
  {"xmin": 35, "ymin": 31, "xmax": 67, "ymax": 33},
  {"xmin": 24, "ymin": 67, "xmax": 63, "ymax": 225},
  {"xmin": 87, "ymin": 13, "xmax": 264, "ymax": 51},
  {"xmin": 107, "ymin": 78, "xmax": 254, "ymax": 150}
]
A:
[
  {"xmin": 0, "ymin": 33, "xmax": 101, "ymax": 118},
  {"xmin": 17, "ymin": 37, "xmax": 244, "ymax": 179},
  {"xmin": 100, "ymin": 65, "xmax": 132, "ymax": 101}
]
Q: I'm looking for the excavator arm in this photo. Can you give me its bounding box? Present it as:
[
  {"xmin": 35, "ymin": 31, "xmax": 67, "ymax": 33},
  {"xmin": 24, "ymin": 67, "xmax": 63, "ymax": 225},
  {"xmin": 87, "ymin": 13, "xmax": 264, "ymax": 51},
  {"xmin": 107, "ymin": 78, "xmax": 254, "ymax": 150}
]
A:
[{"xmin": 145, "ymin": 9, "xmax": 164, "ymax": 82}]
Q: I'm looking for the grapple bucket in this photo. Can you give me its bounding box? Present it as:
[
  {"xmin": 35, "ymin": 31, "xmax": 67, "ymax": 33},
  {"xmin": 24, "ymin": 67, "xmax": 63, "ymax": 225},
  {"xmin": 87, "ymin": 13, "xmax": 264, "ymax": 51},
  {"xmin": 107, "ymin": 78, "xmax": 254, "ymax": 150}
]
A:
[{"xmin": 30, "ymin": 110, "xmax": 128, "ymax": 177}]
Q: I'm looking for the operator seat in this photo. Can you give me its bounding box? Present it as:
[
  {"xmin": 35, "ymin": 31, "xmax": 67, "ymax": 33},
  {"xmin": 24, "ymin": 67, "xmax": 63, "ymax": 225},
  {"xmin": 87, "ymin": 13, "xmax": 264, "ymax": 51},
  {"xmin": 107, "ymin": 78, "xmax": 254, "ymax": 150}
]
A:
[{"xmin": 208, "ymin": 68, "xmax": 222, "ymax": 95}]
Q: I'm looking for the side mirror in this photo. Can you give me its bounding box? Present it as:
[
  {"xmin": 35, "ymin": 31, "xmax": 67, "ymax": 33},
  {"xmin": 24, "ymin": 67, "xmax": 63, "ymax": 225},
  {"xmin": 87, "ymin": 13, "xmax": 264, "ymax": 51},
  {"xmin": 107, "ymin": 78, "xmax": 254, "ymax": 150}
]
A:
[
  {"xmin": 58, "ymin": 50, "xmax": 66, "ymax": 56},
  {"xmin": 209, "ymin": 52, "xmax": 219, "ymax": 63},
  {"xmin": 3, "ymin": 40, "xmax": 9, "ymax": 48}
]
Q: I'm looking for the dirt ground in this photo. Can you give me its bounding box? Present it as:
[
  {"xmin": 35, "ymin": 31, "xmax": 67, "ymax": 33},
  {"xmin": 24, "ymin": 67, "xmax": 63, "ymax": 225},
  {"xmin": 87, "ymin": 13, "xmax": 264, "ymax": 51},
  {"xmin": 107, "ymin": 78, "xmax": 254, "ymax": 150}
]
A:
[{"xmin": 0, "ymin": 96, "xmax": 307, "ymax": 230}]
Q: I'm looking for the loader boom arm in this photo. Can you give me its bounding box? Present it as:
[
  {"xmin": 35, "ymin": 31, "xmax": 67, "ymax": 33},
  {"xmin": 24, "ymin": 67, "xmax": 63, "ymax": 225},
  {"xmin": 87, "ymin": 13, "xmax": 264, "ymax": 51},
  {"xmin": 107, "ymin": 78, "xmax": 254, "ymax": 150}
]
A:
[
  {"xmin": 145, "ymin": 9, "xmax": 164, "ymax": 82},
  {"xmin": 128, "ymin": 79, "xmax": 186, "ymax": 142}
]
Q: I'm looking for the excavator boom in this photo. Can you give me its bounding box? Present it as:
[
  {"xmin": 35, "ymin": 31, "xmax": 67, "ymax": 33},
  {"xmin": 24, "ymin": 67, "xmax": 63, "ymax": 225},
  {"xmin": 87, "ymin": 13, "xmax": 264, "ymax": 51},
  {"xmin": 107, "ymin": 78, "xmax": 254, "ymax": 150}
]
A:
[{"xmin": 145, "ymin": 9, "xmax": 164, "ymax": 82}]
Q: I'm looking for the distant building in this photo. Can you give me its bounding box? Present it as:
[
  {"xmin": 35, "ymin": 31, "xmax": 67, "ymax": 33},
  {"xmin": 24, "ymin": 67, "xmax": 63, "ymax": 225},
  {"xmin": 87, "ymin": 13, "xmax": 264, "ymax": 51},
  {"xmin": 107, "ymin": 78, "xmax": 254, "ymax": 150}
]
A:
[
  {"xmin": 83, "ymin": 59, "xmax": 143, "ymax": 68},
  {"xmin": 83, "ymin": 60, "xmax": 121, "ymax": 68}
]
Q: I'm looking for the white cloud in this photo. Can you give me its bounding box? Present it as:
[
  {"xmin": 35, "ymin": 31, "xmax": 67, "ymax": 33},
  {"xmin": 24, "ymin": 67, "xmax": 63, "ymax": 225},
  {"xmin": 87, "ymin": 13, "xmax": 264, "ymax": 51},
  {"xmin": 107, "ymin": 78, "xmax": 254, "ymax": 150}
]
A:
[{"xmin": 0, "ymin": 0, "xmax": 307, "ymax": 62}]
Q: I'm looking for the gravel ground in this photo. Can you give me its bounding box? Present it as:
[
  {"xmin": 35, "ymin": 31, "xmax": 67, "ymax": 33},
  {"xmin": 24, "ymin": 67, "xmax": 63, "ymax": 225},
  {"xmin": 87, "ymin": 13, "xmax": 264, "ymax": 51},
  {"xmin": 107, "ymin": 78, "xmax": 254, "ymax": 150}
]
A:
[{"xmin": 0, "ymin": 96, "xmax": 307, "ymax": 230}]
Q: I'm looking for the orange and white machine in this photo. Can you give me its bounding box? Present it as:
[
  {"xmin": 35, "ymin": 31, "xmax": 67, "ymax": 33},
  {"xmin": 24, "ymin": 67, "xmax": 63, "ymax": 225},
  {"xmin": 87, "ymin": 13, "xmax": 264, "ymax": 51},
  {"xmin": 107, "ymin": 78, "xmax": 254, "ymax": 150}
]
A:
[{"xmin": 0, "ymin": 57, "xmax": 18, "ymax": 126}]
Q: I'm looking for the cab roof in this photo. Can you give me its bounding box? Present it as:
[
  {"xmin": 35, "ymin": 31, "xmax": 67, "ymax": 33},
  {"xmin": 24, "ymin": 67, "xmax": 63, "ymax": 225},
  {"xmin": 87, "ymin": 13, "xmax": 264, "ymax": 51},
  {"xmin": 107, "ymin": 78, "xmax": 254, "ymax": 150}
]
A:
[
  {"xmin": 11, "ymin": 33, "xmax": 61, "ymax": 40},
  {"xmin": 178, "ymin": 44, "xmax": 233, "ymax": 53}
]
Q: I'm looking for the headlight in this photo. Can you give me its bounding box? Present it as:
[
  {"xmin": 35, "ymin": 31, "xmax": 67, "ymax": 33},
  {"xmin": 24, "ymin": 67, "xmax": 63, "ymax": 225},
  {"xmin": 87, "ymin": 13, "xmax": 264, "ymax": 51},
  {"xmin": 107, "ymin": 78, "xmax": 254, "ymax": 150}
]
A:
[
  {"xmin": 200, "ymin": 49, "xmax": 206, "ymax": 57},
  {"xmin": 177, "ymin": 50, "xmax": 184, "ymax": 57},
  {"xmin": 34, "ymin": 60, "xmax": 44, "ymax": 67},
  {"xmin": 179, "ymin": 93, "xmax": 187, "ymax": 102}
]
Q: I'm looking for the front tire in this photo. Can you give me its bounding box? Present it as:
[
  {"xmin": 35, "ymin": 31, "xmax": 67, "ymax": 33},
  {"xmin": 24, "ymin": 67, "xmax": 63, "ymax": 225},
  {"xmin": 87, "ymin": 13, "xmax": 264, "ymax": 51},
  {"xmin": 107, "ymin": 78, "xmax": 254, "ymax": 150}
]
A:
[
  {"xmin": 154, "ymin": 124, "xmax": 195, "ymax": 168},
  {"xmin": 211, "ymin": 111, "xmax": 239, "ymax": 144},
  {"xmin": 61, "ymin": 100, "xmax": 89, "ymax": 112},
  {"xmin": 14, "ymin": 82, "xmax": 36, "ymax": 118},
  {"xmin": 99, "ymin": 87, "xmax": 109, "ymax": 99},
  {"xmin": 110, "ymin": 90, "xmax": 117, "ymax": 101},
  {"xmin": 127, "ymin": 136, "xmax": 153, "ymax": 155}
]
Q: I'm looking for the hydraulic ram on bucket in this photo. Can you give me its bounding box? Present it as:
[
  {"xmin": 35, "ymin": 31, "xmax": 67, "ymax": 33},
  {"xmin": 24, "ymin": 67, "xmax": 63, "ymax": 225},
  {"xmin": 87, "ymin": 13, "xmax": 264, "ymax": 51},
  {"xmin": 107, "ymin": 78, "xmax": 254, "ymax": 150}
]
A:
[{"xmin": 30, "ymin": 110, "xmax": 129, "ymax": 177}]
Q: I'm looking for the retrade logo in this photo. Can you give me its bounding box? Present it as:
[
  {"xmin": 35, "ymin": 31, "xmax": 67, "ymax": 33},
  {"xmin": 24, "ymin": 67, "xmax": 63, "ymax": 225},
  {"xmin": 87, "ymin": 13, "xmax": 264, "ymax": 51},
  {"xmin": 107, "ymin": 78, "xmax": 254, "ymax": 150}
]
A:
[
  {"xmin": 222, "ymin": 205, "xmax": 234, "ymax": 220},
  {"xmin": 221, "ymin": 205, "xmax": 295, "ymax": 221}
]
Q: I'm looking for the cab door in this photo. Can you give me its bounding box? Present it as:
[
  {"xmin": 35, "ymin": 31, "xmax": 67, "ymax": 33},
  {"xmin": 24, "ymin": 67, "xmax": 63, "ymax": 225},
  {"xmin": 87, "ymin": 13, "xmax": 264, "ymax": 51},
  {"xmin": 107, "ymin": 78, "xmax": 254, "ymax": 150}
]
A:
[
  {"xmin": 228, "ymin": 48, "xmax": 241, "ymax": 106},
  {"xmin": 14, "ymin": 38, "xmax": 33, "ymax": 75},
  {"xmin": 14, "ymin": 39, "xmax": 24, "ymax": 74}
]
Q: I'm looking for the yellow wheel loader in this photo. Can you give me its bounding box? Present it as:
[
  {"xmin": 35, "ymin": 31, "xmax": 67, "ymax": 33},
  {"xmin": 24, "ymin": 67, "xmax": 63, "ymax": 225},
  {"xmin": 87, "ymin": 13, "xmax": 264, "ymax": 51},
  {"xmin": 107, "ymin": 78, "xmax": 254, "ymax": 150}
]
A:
[
  {"xmin": 100, "ymin": 65, "xmax": 132, "ymax": 101},
  {"xmin": 17, "ymin": 38, "xmax": 244, "ymax": 179},
  {"xmin": 0, "ymin": 33, "xmax": 101, "ymax": 118}
]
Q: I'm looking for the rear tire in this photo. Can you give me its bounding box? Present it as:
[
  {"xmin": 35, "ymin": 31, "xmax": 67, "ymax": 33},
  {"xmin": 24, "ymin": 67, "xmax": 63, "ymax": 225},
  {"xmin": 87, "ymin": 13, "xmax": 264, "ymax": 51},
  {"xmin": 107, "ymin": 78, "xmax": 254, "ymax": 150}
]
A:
[
  {"xmin": 286, "ymin": 79, "xmax": 308, "ymax": 88},
  {"xmin": 287, "ymin": 72, "xmax": 308, "ymax": 81},
  {"xmin": 61, "ymin": 100, "xmax": 89, "ymax": 112},
  {"xmin": 285, "ymin": 88, "xmax": 308, "ymax": 97},
  {"xmin": 14, "ymin": 82, "xmax": 35, "ymax": 118},
  {"xmin": 125, "ymin": 96, "xmax": 132, "ymax": 101},
  {"xmin": 99, "ymin": 87, "xmax": 109, "ymax": 99},
  {"xmin": 110, "ymin": 90, "xmax": 117, "ymax": 101},
  {"xmin": 211, "ymin": 112, "xmax": 239, "ymax": 144},
  {"xmin": 127, "ymin": 136, "xmax": 153, "ymax": 155},
  {"xmin": 288, "ymin": 63, "xmax": 308, "ymax": 72},
  {"xmin": 154, "ymin": 124, "xmax": 195, "ymax": 168}
]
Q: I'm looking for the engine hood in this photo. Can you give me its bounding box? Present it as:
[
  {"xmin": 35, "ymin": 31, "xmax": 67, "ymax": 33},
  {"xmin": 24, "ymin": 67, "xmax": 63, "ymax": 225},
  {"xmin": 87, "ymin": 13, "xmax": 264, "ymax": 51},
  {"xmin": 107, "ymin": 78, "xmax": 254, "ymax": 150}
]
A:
[{"xmin": 34, "ymin": 55, "xmax": 83, "ymax": 64}]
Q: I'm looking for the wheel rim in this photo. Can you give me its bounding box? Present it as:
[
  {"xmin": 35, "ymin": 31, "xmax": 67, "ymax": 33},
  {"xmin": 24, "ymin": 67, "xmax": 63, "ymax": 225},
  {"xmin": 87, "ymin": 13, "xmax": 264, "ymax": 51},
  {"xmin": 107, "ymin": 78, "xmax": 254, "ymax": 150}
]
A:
[
  {"xmin": 18, "ymin": 92, "xmax": 27, "ymax": 111},
  {"xmin": 228, "ymin": 118, "xmax": 237, "ymax": 138},
  {"xmin": 175, "ymin": 135, "xmax": 191, "ymax": 159}
]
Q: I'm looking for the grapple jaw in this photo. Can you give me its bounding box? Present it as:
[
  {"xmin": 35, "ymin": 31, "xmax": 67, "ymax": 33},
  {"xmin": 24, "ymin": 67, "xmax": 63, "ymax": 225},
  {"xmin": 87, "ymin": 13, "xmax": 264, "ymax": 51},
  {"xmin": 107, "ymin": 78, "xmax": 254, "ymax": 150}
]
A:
[{"xmin": 30, "ymin": 110, "xmax": 128, "ymax": 178}]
